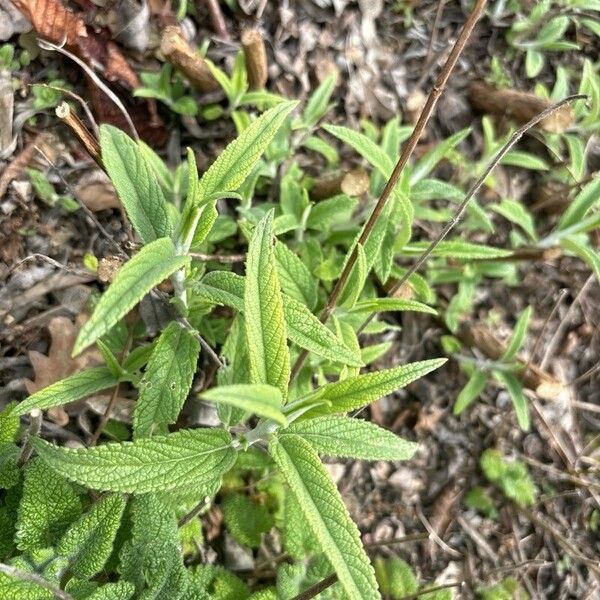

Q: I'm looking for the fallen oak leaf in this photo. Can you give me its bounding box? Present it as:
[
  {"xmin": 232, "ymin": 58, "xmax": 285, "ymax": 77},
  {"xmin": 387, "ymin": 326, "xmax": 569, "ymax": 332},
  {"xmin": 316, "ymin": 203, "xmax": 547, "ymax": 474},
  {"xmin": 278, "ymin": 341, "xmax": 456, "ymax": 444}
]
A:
[{"xmin": 24, "ymin": 315, "xmax": 102, "ymax": 424}]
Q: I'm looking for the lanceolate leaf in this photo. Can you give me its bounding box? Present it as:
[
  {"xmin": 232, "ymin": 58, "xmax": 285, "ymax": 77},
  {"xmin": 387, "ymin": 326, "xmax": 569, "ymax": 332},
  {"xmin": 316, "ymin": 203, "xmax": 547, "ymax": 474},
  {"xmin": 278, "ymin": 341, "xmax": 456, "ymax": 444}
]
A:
[
  {"xmin": 493, "ymin": 371, "xmax": 530, "ymax": 431},
  {"xmin": 282, "ymin": 295, "xmax": 363, "ymax": 367},
  {"xmin": 270, "ymin": 435, "xmax": 380, "ymax": 599},
  {"xmin": 350, "ymin": 297, "xmax": 437, "ymax": 315},
  {"xmin": 58, "ymin": 494, "xmax": 126, "ymax": 579},
  {"xmin": 133, "ymin": 322, "xmax": 200, "ymax": 438},
  {"xmin": 100, "ymin": 125, "xmax": 172, "ymax": 244},
  {"xmin": 74, "ymin": 238, "xmax": 190, "ymax": 355},
  {"xmin": 302, "ymin": 359, "xmax": 447, "ymax": 418},
  {"xmin": 403, "ymin": 240, "xmax": 512, "ymax": 260},
  {"xmin": 286, "ymin": 416, "xmax": 418, "ymax": 461},
  {"xmin": 558, "ymin": 177, "xmax": 600, "ymax": 229},
  {"xmin": 201, "ymin": 384, "xmax": 287, "ymax": 425},
  {"xmin": 13, "ymin": 368, "xmax": 118, "ymax": 417},
  {"xmin": 323, "ymin": 124, "xmax": 393, "ymax": 177},
  {"xmin": 274, "ymin": 241, "xmax": 318, "ymax": 309},
  {"xmin": 501, "ymin": 306, "xmax": 533, "ymax": 361},
  {"xmin": 31, "ymin": 429, "xmax": 236, "ymax": 493},
  {"xmin": 453, "ymin": 370, "xmax": 488, "ymax": 415},
  {"xmin": 198, "ymin": 271, "xmax": 362, "ymax": 366},
  {"xmin": 244, "ymin": 211, "xmax": 290, "ymax": 396},
  {"xmin": 195, "ymin": 101, "xmax": 298, "ymax": 205}
]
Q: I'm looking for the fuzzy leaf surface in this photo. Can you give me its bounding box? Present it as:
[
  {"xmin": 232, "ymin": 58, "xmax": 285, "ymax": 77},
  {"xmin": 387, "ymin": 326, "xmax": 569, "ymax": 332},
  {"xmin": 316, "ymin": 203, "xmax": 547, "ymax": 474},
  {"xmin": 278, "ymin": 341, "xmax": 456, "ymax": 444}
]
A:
[
  {"xmin": 201, "ymin": 384, "xmax": 287, "ymax": 425},
  {"xmin": 195, "ymin": 102, "xmax": 298, "ymax": 204},
  {"xmin": 303, "ymin": 359, "xmax": 447, "ymax": 418},
  {"xmin": 31, "ymin": 429, "xmax": 235, "ymax": 493},
  {"xmin": 270, "ymin": 434, "xmax": 380, "ymax": 599},
  {"xmin": 274, "ymin": 241, "xmax": 318, "ymax": 309},
  {"xmin": 74, "ymin": 238, "xmax": 190, "ymax": 355},
  {"xmin": 244, "ymin": 211, "xmax": 290, "ymax": 396},
  {"xmin": 120, "ymin": 494, "xmax": 203, "ymax": 599},
  {"xmin": 286, "ymin": 416, "xmax": 418, "ymax": 461},
  {"xmin": 199, "ymin": 271, "xmax": 362, "ymax": 366},
  {"xmin": 100, "ymin": 125, "xmax": 172, "ymax": 244},
  {"xmin": 16, "ymin": 458, "xmax": 82, "ymax": 552},
  {"xmin": 58, "ymin": 494, "xmax": 126, "ymax": 579},
  {"xmin": 350, "ymin": 297, "xmax": 437, "ymax": 315},
  {"xmin": 558, "ymin": 177, "xmax": 600, "ymax": 230},
  {"xmin": 13, "ymin": 368, "xmax": 118, "ymax": 417},
  {"xmin": 134, "ymin": 322, "xmax": 200, "ymax": 438}
]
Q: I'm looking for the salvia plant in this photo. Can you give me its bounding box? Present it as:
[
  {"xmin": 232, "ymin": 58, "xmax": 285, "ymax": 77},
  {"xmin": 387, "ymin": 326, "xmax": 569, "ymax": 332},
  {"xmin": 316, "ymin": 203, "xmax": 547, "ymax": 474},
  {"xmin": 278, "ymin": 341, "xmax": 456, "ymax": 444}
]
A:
[
  {"xmin": 2, "ymin": 43, "xmax": 598, "ymax": 600},
  {"xmin": 1, "ymin": 98, "xmax": 450, "ymax": 599}
]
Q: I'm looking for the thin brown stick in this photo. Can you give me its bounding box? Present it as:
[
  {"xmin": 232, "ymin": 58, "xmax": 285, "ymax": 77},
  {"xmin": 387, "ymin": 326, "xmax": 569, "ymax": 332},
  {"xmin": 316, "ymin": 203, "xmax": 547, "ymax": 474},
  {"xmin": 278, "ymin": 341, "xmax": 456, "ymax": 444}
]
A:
[
  {"xmin": 88, "ymin": 382, "xmax": 121, "ymax": 446},
  {"xmin": 88, "ymin": 331, "xmax": 133, "ymax": 446},
  {"xmin": 290, "ymin": 0, "xmax": 488, "ymax": 380},
  {"xmin": 356, "ymin": 93, "xmax": 586, "ymax": 336},
  {"xmin": 290, "ymin": 573, "xmax": 338, "ymax": 600},
  {"xmin": 203, "ymin": 0, "xmax": 230, "ymax": 40},
  {"xmin": 0, "ymin": 563, "xmax": 74, "ymax": 600},
  {"xmin": 56, "ymin": 102, "xmax": 102, "ymax": 168}
]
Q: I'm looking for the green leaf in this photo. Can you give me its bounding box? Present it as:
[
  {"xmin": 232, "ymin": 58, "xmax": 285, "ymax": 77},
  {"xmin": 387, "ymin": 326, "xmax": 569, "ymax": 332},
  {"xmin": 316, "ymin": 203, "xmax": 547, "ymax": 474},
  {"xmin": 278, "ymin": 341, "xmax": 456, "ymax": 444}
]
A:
[
  {"xmin": 339, "ymin": 243, "xmax": 367, "ymax": 309},
  {"xmin": 302, "ymin": 358, "xmax": 447, "ymax": 418},
  {"xmin": 307, "ymin": 194, "xmax": 358, "ymax": 230},
  {"xmin": 480, "ymin": 449, "xmax": 537, "ymax": 507},
  {"xmin": 453, "ymin": 370, "xmax": 488, "ymax": 415},
  {"xmin": 282, "ymin": 295, "xmax": 364, "ymax": 367},
  {"xmin": 410, "ymin": 128, "xmax": 470, "ymax": 185},
  {"xmin": 198, "ymin": 271, "xmax": 363, "ymax": 366},
  {"xmin": 12, "ymin": 368, "xmax": 118, "ymax": 417},
  {"xmin": 133, "ymin": 322, "xmax": 200, "ymax": 438},
  {"xmin": 16, "ymin": 458, "xmax": 82, "ymax": 551},
  {"xmin": 100, "ymin": 125, "xmax": 172, "ymax": 244},
  {"xmin": 86, "ymin": 582, "xmax": 135, "ymax": 600},
  {"xmin": 74, "ymin": 238, "xmax": 190, "ymax": 355},
  {"xmin": 270, "ymin": 435, "xmax": 380, "ymax": 599},
  {"xmin": 491, "ymin": 199, "xmax": 537, "ymax": 241},
  {"xmin": 302, "ymin": 72, "xmax": 337, "ymax": 127},
  {"xmin": 286, "ymin": 416, "xmax": 418, "ymax": 461},
  {"xmin": 274, "ymin": 241, "xmax": 318, "ymax": 309},
  {"xmin": 201, "ymin": 384, "xmax": 287, "ymax": 425},
  {"xmin": 244, "ymin": 211, "xmax": 291, "ymax": 397},
  {"xmin": 302, "ymin": 135, "xmax": 339, "ymax": 165},
  {"xmin": 349, "ymin": 297, "xmax": 437, "ymax": 315},
  {"xmin": 560, "ymin": 237, "xmax": 600, "ymax": 282},
  {"xmin": 222, "ymin": 493, "xmax": 274, "ymax": 548},
  {"xmin": 323, "ymin": 124, "xmax": 393, "ymax": 177},
  {"xmin": 411, "ymin": 179, "xmax": 464, "ymax": 202},
  {"xmin": 403, "ymin": 240, "xmax": 512, "ymax": 260},
  {"xmin": 58, "ymin": 494, "xmax": 126, "ymax": 579},
  {"xmin": 195, "ymin": 102, "xmax": 298, "ymax": 205},
  {"xmin": 493, "ymin": 371, "xmax": 530, "ymax": 431},
  {"xmin": 525, "ymin": 49, "xmax": 544, "ymax": 78},
  {"xmin": 374, "ymin": 557, "xmax": 418, "ymax": 598},
  {"xmin": 502, "ymin": 306, "xmax": 533, "ymax": 361},
  {"xmin": 558, "ymin": 177, "xmax": 600, "ymax": 230},
  {"xmin": 500, "ymin": 150, "xmax": 548, "ymax": 170},
  {"xmin": 120, "ymin": 494, "xmax": 196, "ymax": 599},
  {"xmin": 31, "ymin": 429, "xmax": 236, "ymax": 493}
]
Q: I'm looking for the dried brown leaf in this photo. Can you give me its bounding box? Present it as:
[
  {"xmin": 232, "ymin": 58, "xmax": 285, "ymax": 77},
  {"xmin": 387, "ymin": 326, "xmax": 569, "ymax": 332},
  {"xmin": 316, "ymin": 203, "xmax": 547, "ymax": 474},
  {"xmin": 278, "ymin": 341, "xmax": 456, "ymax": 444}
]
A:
[{"xmin": 24, "ymin": 315, "xmax": 102, "ymax": 424}]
